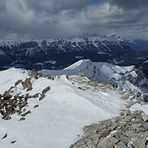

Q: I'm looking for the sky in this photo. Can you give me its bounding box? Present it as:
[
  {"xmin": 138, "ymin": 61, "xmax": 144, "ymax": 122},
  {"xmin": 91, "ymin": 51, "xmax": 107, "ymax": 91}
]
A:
[{"xmin": 0, "ymin": 0, "xmax": 148, "ymax": 40}]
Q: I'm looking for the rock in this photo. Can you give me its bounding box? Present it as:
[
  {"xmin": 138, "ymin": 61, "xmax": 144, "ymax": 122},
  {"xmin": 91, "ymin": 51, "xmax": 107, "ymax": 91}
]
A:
[
  {"xmin": 115, "ymin": 141, "xmax": 127, "ymax": 148},
  {"xmin": 70, "ymin": 110, "xmax": 148, "ymax": 148},
  {"xmin": 22, "ymin": 78, "xmax": 32, "ymax": 91},
  {"xmin": 91, "ymin": 134, "xmax": 101, "ymax": 146},
  {"xmin": 21, "ymin": 110, "xmax": 31, "ymax": 117},
  {"xmin": 47, "ymin": 75, "xmax": 52, "ymax": 79},
  {"xmin": 11, "ymin": 140, "xmax": 16, "ymax": 144},
  {"xmin": 70, "ymin": 141, "xmax": 85, "ymax": 148},
  {"xmin": 2, "ymin": 115, "xmax": 11, "ymax": 120},
  {"xmin": 131, "ymin": 137, "xmax": 146, "ymax": 148},
  {"xmin": 24, "ymin": 93, "xmax": 30, "ymax": 100},
  {"xmin": 126, "ymin": 101, "xmax": 136, "ymax": 108},
  {"xmin": 19, "ymin": 101, "xmax": 28, "ymax": 108},
  {"xmin": 133, "ymin": 110, "xmax": 143, "ymax": 115},
  {"xmin": 120, "ymin": 110, "xmax": 130, "ymax": 116},
  {"xmin": 131, "ymin": 123, "xmax": 142, "ymax": 130},
  {"xmin": 22, "ymin": 108, "xmax": 26, "ymax": 112},
  {"xmin": 0, "ymin": 81, "xmax": 47, "ymax": 120},
  {"xmin": 34, "ymin": 105, "xmax": 39, "ymax": 108},
  {"xmin": 121, "ymin": 93, "xmax": 130, "ymax": 100},
  {"xmin": 19, "ymin": 117, "xmax": 25, "ymax": 121},
  {"xmin": 3, "ymin": 91, "xmax": 12, "ymax": 100},
  {"xmin": 42, "ymin": 86, "xmax": 51, "ymax": 94},
  {"xmin": 108, "ymin": 136, "xmax": 120, "ymax": 144},
  {"xmin": 124, "ymin": 131, "xmax": 135, "ymax": 138},
  {"xmin": 32, "ymin": 93, "xmax": 40, "ymax": 98},
  {"xmin": 2, "ymin": 133, "xmax": 7, "ymax": 139},
  {"xmin": 142, "ymin": 115, "xmax": 148, "ymax": 122},
  {"xmin": 15, "ymin": 80, "xmax": 22, "ymax": 86},
  {"xmin": 110, "ymin": 131, "xmax": 122, "ymax": 139},
  {"xmin": 119, "ymin": 135, "xmax": 129, "ymax": 145},
  {"xmin": 97, "ymin": 138, "xmax": 114, "ymax": 148},
  {"xmin": 39, "ymin": 94, "xmax": 45, "ymax": 101}
]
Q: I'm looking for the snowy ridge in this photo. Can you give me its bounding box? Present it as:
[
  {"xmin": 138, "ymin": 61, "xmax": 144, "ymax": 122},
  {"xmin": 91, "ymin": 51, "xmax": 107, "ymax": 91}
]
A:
[
  {"xmin": 0, "ymin": 34, "xmax": 126, "ymax": 56},
  {"xmin": 0, "ymin": 67, "xmax": 126, "ymax": 148},
  {"xmin": 0, "ymin": 61, "xmax": 148, "ymax": 148},
  {"xmin": 41, "ymin": 59, "xmax": 148, "ymax": 101},
  {"xmin": 0, "ymin": 35, "xmax": 122, "ymax": 47}
]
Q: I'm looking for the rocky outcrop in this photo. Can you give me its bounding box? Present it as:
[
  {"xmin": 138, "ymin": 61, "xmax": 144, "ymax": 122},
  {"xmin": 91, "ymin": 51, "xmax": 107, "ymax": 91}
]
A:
[
  {"xmin": 70, "ymin": 110, "xmax": 148, "ymax": 148},
  {"xmin": 22, "ymin": 78, "xmax": 32, "ymax": 91},
  {"xmin": 2, "ymin": 91, "xmax": 12, "ymax": 100},
  {"xmin": 0, "ymin": 79, "xmax": 51, "ymax": 120}
]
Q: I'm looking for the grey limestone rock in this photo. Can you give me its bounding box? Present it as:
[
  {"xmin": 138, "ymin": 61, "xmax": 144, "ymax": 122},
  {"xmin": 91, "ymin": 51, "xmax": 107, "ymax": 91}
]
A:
[{"xmin": 70, "ymin": 110, "xmax": 148, "ymax": 148}]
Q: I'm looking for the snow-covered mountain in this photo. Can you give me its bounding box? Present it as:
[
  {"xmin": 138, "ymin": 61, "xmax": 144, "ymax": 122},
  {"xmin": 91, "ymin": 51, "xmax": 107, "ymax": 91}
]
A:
[
  {"xmin": 0, "ymin": 67, "xmax": 126, "ymax": 148},
  {"xmin": 1, "ymin": 35, "xmax": 147, "ymax": 70},
  {"xmin": 41, "ymin": 59, "xmax": 148, "ymax": 101},
  {"xmin": 0, "ymin": 60, "xmax": 148, "ymax": 148}
]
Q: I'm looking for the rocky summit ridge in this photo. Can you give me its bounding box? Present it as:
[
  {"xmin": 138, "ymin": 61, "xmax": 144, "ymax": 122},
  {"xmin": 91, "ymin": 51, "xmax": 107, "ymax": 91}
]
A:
[
  {"xmin": 70, "ymin": 110, "xmax": 148, "ymax": 148},
  {"xmin": 0, "ymin": 60, "xmax": 148, "ymax": 148},
  {"xmin": 41, "ymin": 59, "xmax": 148, "ymax": 102}
]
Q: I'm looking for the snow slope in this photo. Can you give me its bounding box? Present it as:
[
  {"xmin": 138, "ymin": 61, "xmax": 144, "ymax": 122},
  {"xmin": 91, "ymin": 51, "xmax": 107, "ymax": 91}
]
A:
[
  {"xmin": 41, "ymin": 59, "xmax": 148, "ymax": 100},
  {"xmin": 0, "ymin": 68, "xmax": 126, "ymax": 148},
  {"xmin": 130, "ymin": 103, "xmax": 148, "ymax": 114}
]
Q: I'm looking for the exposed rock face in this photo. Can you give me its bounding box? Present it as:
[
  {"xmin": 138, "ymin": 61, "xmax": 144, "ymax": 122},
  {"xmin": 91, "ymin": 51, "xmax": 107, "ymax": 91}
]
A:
[{"xmin": 70, "ymin": 110, "xmax": 148, "ymax": 148}]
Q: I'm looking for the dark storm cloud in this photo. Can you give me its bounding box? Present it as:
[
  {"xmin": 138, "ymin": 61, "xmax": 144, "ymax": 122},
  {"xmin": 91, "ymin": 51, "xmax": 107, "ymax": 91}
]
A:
[
  {"xmin": 102, "ymin": 0, "xmax": 148, "ymax": 38},
  {"xmin": 0, "ymin": 0, "xmax": 92, "ymax": 39},
  {"xmin": 26, "ymin": 0, "xmax": 91, "ymax": 13},
  {"xmin": 0, "ymin": 0, "xmax": 148, "ymax": 39},
  {"xmin": 106, "ymin": 0, "xmax": 148, "ymax": 9}
]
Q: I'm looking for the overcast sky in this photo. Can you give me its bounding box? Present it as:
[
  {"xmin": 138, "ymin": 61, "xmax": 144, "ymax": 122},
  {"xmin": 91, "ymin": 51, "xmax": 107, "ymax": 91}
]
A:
[{"xmin": 0, "ymin": 0, "xmax": 148, "ymax": 40}]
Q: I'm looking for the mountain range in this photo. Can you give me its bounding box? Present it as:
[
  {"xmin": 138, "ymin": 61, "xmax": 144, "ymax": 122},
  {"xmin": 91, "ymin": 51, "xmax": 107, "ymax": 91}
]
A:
[{"xmin": 0, "ymin": 35, "xmax": 148, "ymax": 73}]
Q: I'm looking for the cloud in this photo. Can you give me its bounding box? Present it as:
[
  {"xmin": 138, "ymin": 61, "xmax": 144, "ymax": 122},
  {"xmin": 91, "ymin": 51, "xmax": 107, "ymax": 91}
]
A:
[
  {"xmin": 0, "ymin": 0, "xmax": 148, "ymax": 39},
  {"xmin": 106, "ymin": 0, "xmax": 148, "ymax": 10},
  {"xmin": 26, "ymin": 0, "xmax": 91, "ymax": 14}
]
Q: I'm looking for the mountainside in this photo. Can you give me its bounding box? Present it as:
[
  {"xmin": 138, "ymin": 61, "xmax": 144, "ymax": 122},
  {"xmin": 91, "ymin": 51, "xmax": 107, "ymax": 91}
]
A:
[
  {"xmin": 41, "ymin": 59, "xmax": 148, "ymax": 101},
  {"xmin": 0, "ymin": 67, "xmax": 126, "ymax": 148},
  {"xmin": 0, "ymin": 35, "xmax": 148, "ymax": 71},
  {"xmin": 137, "ymin": 60, "xmax": 148, "ymax": 79},
  {"xmin": 0, "ymin": 60, "xmax": 148, "ymax": 148}
]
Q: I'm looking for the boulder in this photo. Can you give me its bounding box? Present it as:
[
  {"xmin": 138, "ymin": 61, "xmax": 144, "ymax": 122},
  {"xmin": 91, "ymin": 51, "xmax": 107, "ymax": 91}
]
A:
[
  {"xmin": 3, "ymin": 91, "xmax": 12, "ymax": 100},
  {"xmin": 22, "ymin": 78, "xmax": 32, "ymax": 91},
  {"xmin": 42, "ymin": 86, "xmax": 51, "ymax": 94},
  {"xmin": 142, "ymin": 114, "xmax": 148, "ymax": 122}
]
